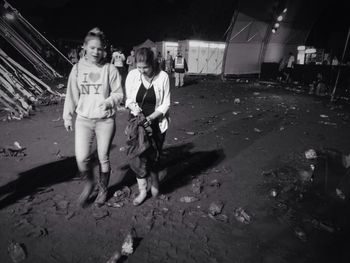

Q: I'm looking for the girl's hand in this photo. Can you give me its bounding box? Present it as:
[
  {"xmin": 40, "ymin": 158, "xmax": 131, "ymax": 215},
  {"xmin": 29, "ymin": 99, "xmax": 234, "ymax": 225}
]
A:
[
  {"xmin": 130, "ymin": 103, "xmax": 142, "ymax": 116},
  {"xmin": 99, "ymin": 101, "xmax": 110, "ymax": 111},
  {"xmin": 64, "ymin": 121, "xmax": 73, "ymax": 132},
  {"xmin": 143, "ymin": 116, "xmax": 152, "ymax": 127}
]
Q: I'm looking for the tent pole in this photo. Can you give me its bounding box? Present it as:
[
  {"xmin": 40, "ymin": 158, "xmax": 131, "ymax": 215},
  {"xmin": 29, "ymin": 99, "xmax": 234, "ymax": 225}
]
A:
[
  {"xmin": 221, "ymin": 0, "xmax": 239, "ymax": 81},
  {"xmin": 3, "ymin": 0, "xmax": 72, "ymax": 66},
  {"xmin": 330, "ymin": 26, "xmax": 350, "ymax": 102}
]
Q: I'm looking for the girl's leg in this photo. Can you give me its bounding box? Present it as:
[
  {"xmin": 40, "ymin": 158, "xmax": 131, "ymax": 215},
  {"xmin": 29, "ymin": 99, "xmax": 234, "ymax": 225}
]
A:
[
  {"xmin": 150, "ymin": 129, "xmax": 166, "ymax": 198},
  {"xmin": 94, "ymin": 117, "xmax": 116, "ymax": 205},
  {"xmin": 131, "ymin": 156, "xmax": 148, "ymax": 206},
  {"xmin": 133, "ymin": 177, "xmax": 147, "ymax": 206},
  {"xmin": 150, "ymin": 171, "xmax": 159, "ymax": 197},
  {"xmin": 75, "ymin": 117, "xmax": 95, "ymax": 206}
]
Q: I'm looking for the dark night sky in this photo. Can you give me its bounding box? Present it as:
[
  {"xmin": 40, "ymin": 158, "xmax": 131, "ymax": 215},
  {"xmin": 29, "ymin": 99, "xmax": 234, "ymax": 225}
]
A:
[
  {"xmin": 9, "ymin": 0, "xmax": 237, "ymax": 48},
  {"xmin": 4, "ymin": 0, "xmax": 350, "ymax": 56}
]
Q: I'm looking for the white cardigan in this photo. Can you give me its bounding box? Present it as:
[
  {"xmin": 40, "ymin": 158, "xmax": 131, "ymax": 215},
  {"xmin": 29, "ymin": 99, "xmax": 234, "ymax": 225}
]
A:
[{"xmin": 125, "ymin": 69, "xmax": 170, "ymax": 133}]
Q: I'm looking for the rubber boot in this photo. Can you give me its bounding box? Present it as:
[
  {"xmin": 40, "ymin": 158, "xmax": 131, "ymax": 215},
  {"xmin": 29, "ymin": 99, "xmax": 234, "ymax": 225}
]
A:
[
  {"xmin": 150, "ymin": 172, "xmax": 159, "ymax": 197},
  {"xmin": 94, "ymin": 171, "xmax": 110, "ymax": 207},
  {"xmin": 133, "ymin": 178, "xmax": 147, "ymax": 206},
  {"xmin": 77, "ymin": 170, "xmax": 94, "ymax": 207}
]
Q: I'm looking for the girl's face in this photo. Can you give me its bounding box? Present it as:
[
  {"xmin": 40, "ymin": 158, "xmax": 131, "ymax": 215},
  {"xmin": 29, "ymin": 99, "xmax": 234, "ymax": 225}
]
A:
[
  {"xmin": 137, "ymin": 62, "xmax": 153, "ymax": 77},
  {"xmin": 84, "ymin": 38, "xmax": 104, "ymax": 64}
]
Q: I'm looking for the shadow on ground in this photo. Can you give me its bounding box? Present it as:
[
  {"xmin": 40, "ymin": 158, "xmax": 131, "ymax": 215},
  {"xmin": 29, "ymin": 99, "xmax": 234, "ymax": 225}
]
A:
[
  {"xmin": 0, "ymin": 156, "xmax": 78, "ymax": 209},
  {"xmin": 109, "ymin": 142, "xmax": 225, "ymax": 196}
]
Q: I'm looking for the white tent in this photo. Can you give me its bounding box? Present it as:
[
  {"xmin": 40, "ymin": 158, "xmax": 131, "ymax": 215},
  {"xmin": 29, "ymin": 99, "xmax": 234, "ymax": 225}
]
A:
[
  {"xmin": 133, "ymin": 39, "xmax": 157, "ymax": 54},
  {"xmin": 222, "ymin": 0, "xmax": 327, "ymax": 76},
  {"xmin": 178, "ymin": 40, "xmax": 225, "ymax": 75},
  {"xmin": 156, "ymin": 41, "xmax": 178, "ymax": 58}
]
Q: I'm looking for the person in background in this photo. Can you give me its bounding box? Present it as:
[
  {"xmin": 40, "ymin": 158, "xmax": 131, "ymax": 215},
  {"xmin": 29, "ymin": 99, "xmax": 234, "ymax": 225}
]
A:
[
  {"xmin": 44, "ymin": 47, "xmax": 54, "ymax": 66},
  {"xmin": 173, "ymin": 51, "xmax": 188, "ymax": 88},
  {"xmin": 279, "ymin": 52, "xmax": 295, "ymax": 82},
  {"xmin": 111, "ymin": 47, "xmax": 126, "ymax": 73},
  {"xmin": 78, "ymin": 45, "xmax": 85, "ymax": 60},
  {"xmin": 157, "ymin": 52, "xmax": 165, "ymax": 71},
  {"xmin": 332, "ymin": 56, "xmax": 339, "ymax": 66},
  {"xmin": 309, "ymin": 72, "xmax": 327, "ymax": 96},
  {"xmin": 126, "ymin": 50, "xmax": 136, "ymax": 72},
  {"xmin": 111, "ymin": 47, "xmax": 126, "ymax": 95},
  {"xmin": 125, "ymin": 47, "xmax": 170, "ymax": 206},
  {"xmin": 63, "ymin": 28, "xmax": 123, "ymax": 207},
  {"xmin": 165, "ymin": 51, "xmax": 173, "ymax": 74},
  {"xmin": 68, "ymin": 47, "xmax": 79, "ymax": 64}
]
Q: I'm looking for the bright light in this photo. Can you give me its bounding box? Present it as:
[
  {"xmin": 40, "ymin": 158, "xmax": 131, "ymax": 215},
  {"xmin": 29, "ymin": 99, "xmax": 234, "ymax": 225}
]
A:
[
  {"xmin": 189, "ymin": 41, "xmax": 225, "ymax": 49},
  {"xmin": 277, "ymin": 15, "xmax": 283, "ymax": 22},
  {"xmin": 305, "ymin": 48, "xmax": 316, "ymax": 54},
  {"xmin": 4, "ymin": 12, "xmax": 15, "ymax": 20},
  {"xmin": 272, "ymin": 28, "xmax": 277, "ymax": 34},
  {"xmin": 164, "ymin": 42, "xmax": 178, "ymax": 46},
  {"xmin": 274, "ymin": 23, "xmax": 280, "ymax": 28},
  {"xmin": 283, "ymin": 8, "xmax": 287, "ymax": 13},
  {"xmin": 189, "ymin": 41, "xmax": 201, "ymax": 47},
  {"xmin": 209, "ymin": 43, "xmax": 226, "ymax": 49}
]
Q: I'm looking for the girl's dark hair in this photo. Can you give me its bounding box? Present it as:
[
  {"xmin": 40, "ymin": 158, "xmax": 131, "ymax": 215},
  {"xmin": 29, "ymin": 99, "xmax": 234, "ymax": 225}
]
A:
[
  {"xmin": 84, "ymin": 27, "xmax": 106, "ymax": 48},
  {"xmin": 135, "ymin": 47, "xmax": 160, "ymax": 74}
]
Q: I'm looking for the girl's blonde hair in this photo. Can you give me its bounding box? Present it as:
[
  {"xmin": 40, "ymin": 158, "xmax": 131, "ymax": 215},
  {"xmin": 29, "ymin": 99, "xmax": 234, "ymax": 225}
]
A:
[{"xmin": 84, "ymin": 27, "xmax": 106, "ymax": 48}]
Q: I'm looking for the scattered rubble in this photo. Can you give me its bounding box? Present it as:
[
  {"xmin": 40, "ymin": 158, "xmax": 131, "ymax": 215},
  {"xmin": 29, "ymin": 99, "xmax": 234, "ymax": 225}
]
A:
[
  {"xmin": 0, "ymin": 141, "xmax": 26, "ymax": 157},
  {"xmin": 263, "ymin": 147, "xmax": 350, "ymax": 243},
  {"xmin": 54, "ymin": 200, "xmax": 69, "ymax": 215},
  {"xmin": 336, "ymin": 188, "xmax": 346, "ymax": 200},
  {"xmin": 8, "ymin": 241, "xmax": 26, "ymax": 262},
  {"xmin": 305, "ymin": 149, "xmax": 317, "ymax": 159},
  {"xmin": 179, "ymin": 196, "xmax": 199, "ymax": 203},
  {"xmin": 254, "ymin": 128, "xmax": 262, "ymax": 133},
  {"xmin": 14, "ymin": 218, "xmax": 48, "ymax": 238},
  {"xmin": 269, "ymin": 188, "xmax": 278, "ymax": 197},
  {"xmin": 113, "ymin": 186, "xmax": 131, "ymax": 202},
  {"xmin": 191, "ymin": 179, "xmax": 203, "ymax": 195},
  {"xmin": 209, "ymin": 179, "xmax": 221, "ymax": 188},
  {"xmin": 208, "ymin": 201, "xmax": 224, "ymax": 216},
  {"xmin": 209, "ymin": 213, "xmax": 229, "ymax": 223},
  {"xmin": 233, "ymin": 207, "xmax": 251, "ymax": 224},
  {"xmin": 121, "ymin": 228, "xmax": 137, "ymax": 256},
  {"xmin": 92, "ymin": 208, "xmax": 109, "ymax": 220},
  {"xmin": 294, "ymin": 227, "xmax": 307, "ymax": 242},
  {"xmin": 51, "ymin": 117, "xmax": 61, "ymax": 122},
  {"xmin": 106, "ymin": 250, "xmax": 121, "ymax": 263}
]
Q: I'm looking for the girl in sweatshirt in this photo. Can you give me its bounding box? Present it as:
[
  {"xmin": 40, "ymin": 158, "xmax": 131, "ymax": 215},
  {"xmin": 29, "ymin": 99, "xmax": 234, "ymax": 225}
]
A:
[{"xmin": 63, "ymin": 28, "xmax": 123, "ymax": 207}]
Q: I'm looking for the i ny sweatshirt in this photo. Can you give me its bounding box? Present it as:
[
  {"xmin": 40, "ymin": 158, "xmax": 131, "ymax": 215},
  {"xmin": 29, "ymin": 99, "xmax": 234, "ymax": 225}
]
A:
[{"xmin": 63, "ymin": 58, "xmax": 123, "ymax": 126}]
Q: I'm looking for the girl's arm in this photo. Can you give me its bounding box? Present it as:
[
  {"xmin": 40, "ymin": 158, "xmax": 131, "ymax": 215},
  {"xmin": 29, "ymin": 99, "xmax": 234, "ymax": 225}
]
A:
[
  {"xmin": 63, "ymin": 65, "xmax": 80, "ymax": 130},
  {"xmin": 150, "ymin": 73, "xmax": 170, "ymax": 121},
  {"xmin": 103, "ymin": 65, "xmax": 124, "ymax": 108}
]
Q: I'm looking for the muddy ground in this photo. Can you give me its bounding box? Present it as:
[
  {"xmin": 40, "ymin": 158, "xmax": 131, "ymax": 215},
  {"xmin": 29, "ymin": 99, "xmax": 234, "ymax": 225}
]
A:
[{"xmin": 1, "ymin": 79, "xmax": 350, "ymax": 263}]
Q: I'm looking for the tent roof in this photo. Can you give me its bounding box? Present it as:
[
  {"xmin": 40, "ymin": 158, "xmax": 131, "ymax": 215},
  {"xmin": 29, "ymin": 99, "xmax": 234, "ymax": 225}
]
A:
[
  {"xmin": 133, "ymin": 39, "xmax": 156, "ymax": 50},
  {"xmin": 223, "ymin": 0, "xmax": 327, "ymax": 75}
]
